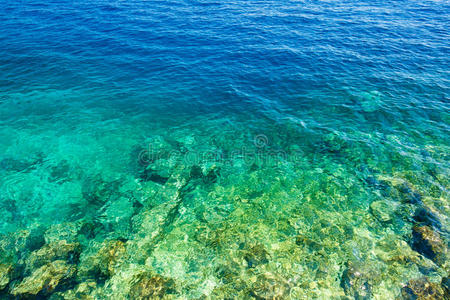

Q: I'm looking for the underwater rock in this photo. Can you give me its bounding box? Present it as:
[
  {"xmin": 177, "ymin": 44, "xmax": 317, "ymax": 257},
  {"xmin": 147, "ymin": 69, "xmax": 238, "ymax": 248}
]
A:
[
  {"xmin": 0, "ymin": 155, "xmax": 43, "ymax": 173},
  {"xmin": 411, "ymin": 225, "xmax": 447, "ymax": 266},
  {"xmin": 78, "ymin": 240, "xmax": 127, "ymax": 280},
  {"xmin": 295, "ymin": 234, "xmax": 322, "ymax": 252},
  {"xmin": 82, "ymin": 175, "xmax": 121, "ymax": 206},
  {"xmin": 79, "ymin": 221, "xmax": 102, "ymax": 240},
  {"xmin": 340, "ymin": 261, "xmax": 371, "ymax": 300},
  {"xmin": 374, "ymin": 237, "xmax": 428, "ymax": 268},
  {"xmin": 98, "ymin": 196, "xmax": 136, "ymax": 239},
  {"xmin": 130, "ymin": 145, "xmax": 153, "ymax": 170},
  {"xmin": 369, "ymin": 200, "xmax": 398, "ymax": 223},
  {"xmin": 72, "ymin": 279, "xmax": 97, "ymax": 299},
  {"xmin": 48, "ymin": 159, "xmax": 72, "ymax": 183},
  {"xmin": 204, "ymin": 165, "xmax": 220, "ymax": 184},
  {"xmin": 129, "ymin": 167, "xmax": 197, "ymax": 263},
  {"xmin": 11, "ymin": 260, "xmax": 76, "ymax": 297},
  {"xmin": 0, "ymin": 226, "xmax": 46, "ymax": 256},
  {"xmin": 0, "ymin": 198, "xmax": 19, "ymax": 232},
  {"xmin": 401, "ymin": 277, "xmax": 445, "ymax": 300},
  {"xmin": 139, "ymin": 167, "xmax": 169, "ymax": 185},
  {"xmin": 243, "ymin": 244, "xmax": 269, "ymax": 268},
  {"xmin": 136, "ymin": 147, "xmax": 179, "ymax": 184},
  {"xmin": 358, "ymin": 90, "xmax": 382, "ymax": 113},
  {"xmin": 396, "ymin": 183, "xmax": 422, "ymax": 204},
  {"xmin": 188, "ymin": 165, "xmax": 220, "ymax": 184},
  {"xmin": 214, "ymin": 264, "xmax": 240, "ymax": 285},
  {"xmin": 24, "ymin": 226, "xmax": 47, "ymax": 252},
  {"xmin": 364, "ymin": 175, "xmax": 390, "ymax": 191},
  {"xmin": 210, "ymin": 276, "xmax": 248, "ymax": 299},
  {"xmin": 133, "ymin": 136, "xmax": 179, "ymax": 183},
  {"xmin": 413, "ymin": 207, "xmax": 442, "ymax": 231},
  {"xmin": 129, "ymin": 272, "xmax": 172, "ymax": 299},
  {"xmin": 442, "ymin": 277, "xmax": 450, "ymax": 298},
  {"xmin": 189, "ymin": 165, "xmax": 203, "ymax": 179},
  {"xmin": 249, "ymin": 272, "xmax": 290, "ymax": 300},
  {"xmin": 129, "ymin": 199, "xmax": 182, "ymax": 263},
  {"xmin": 44, "ymin": 222, "xmax": 81, "ymax": 244},
  {"xmin": 49, "ymin": 279, "xmax": 97, "ymax": 300},
  {"xmin": 26, "ymin": 240, "xmax": 81, "ymax": 272},
  {"xmin": 317, "ymin": 133, "xmax": 348, "ymax": 153},
  {"xmin": 0, "ymin": 263, "xmax": 12, "ymax": 290}
]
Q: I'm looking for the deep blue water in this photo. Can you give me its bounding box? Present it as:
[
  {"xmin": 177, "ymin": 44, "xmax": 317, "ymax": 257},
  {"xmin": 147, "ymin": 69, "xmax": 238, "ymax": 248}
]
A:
[
  {"xmin": 2, "ymin": 1, "xmax": 448, "ymax": 112},
  {"xmin": 0, "ymin": 0, "xmax": 449, "ymax": 298}
]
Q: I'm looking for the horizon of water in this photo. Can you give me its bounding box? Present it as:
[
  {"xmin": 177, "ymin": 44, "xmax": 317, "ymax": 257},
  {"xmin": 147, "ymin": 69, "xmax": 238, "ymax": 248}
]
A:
[{"xmin": 0, "ymin": 0, "xmax": 449, "ymax": 298}]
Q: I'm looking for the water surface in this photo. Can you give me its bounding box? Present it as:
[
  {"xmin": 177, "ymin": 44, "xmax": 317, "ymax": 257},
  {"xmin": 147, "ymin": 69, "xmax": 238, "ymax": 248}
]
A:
[{"xmin": 0, "ymin": 0, "xmax": 449, "ymax": 298}]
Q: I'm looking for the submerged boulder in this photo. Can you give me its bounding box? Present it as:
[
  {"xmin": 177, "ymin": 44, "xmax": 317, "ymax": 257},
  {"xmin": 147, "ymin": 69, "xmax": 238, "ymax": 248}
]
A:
[
  {"xmin": 295, "ymin": 234, "xmax": 322, "ymax": 252},
  {"xmin": 129, "ymin": 272, "xmax": 173, "ymax": 299},
  {"xmin": 340, "ymin": 262, "xmax": 371, "ymax": 300},
  {"xmin": 74, "ymin": 280, "xmax": 98, "ymax": 299},
  {"xmin": 413, "ymin": 207, "xmax": 442, "ymax": 230},
  {"xmin": 48, "ymin": 159, "xmax": 73, "ymax": 183},
  {"xmin": 249, "ymin": 272, "xmax": 290, "ymax": 300},
  {"xmin": 187, "ymin": 164, "xmax": 220, "ymax": 184},
  {"xmin": 401, "ymin": 277, "xmax": 445, "ymax": 300},
  {"xmin": 0, "ymin": 263, "xmax": 12, "ymax": 290},
  {"xmin": 243, "ymin": 244, "xmax": 269, "ymax": 268},
  {"xmin": 0, "ymin": 155, "xmax": 43, "ymax": 173},
  {"xmin": 11, "ymin": 260, "xmax": 76, "ymax": 297},
  {"xmin": 411, "ymin": 225, "xmax": 447, "ymax": 266},
  {"xmin": 369, "ymin": 199, "xmax": 398, "ymax": 223},
  {"xmin": 0, "ymin": 226, "xmax": 46, "ymax": 256},
  {"xmin": 44, "ymin": 222, "xmax": 81, "ymax": 244},
  {"xmin": 396, "ymin": 183, "xmax": 422, "ymax": 204},
  {"xmin": 317, "ymin": 133, "xmax": 348, "ymax": 153},
  {"xmin": 81, "ymin": 175, "xmax": 121, "ymax": 206},
  {"xmin": 357, "ymin": 90, "xmax": 382, "ymax": 113},
  {"xmin": 139, "ymin": 168, "xmax": 169, "ymax": 185},
  {"xmin": 78, "ymin": 239, "xmax": 128, "ymax": 280},
  {"xmin": 26, "ymin": 240, "xmax": 81, "ymax": 272},
  {"xmin": 442, "ymin": 277, "xmax": 450, "ymax": 299},
  {"xmin": 49, "ymin": 279, "xmax": 98, "ymax": 300},
  {"xmin": 96, "ymin": 240, "xmax": 127, "ymax": 277}
]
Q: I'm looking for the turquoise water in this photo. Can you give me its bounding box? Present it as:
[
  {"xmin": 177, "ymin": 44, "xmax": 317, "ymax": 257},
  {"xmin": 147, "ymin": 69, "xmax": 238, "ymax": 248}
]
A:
[{"xmin": 0, "ymin": 0, "xmax": 449, "ymax": 298}]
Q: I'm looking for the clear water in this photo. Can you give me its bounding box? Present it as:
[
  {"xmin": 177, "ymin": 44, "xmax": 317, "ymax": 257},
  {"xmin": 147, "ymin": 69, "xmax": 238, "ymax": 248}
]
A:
[{"xmin": 0, "ymin": 0, "xmax": 449, "ymax": 298}]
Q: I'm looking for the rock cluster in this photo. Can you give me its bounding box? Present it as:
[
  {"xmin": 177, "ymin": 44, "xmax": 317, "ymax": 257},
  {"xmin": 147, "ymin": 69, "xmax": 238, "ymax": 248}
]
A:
[
  {"xmin": 1, "ymin": 129, "xmax": 449, "ymax": 299},
  {"xmin": 340, "ymin": 261, "xmax": 372, "ymax": 300},
  {"xmin": 401, "ymin": 277, "xmax": 446, "ymax": 300},
  {"xmin": 411, "ymin": 225, "xmax": 447, "ymax": 267},
  {"xmin": 11, "ymin": 260, "xmax": 76, "ymax": 297},
  {"xmin": 129, "ymin": 272, "xmax": 172, "ymax": 299},
  {"xmin": 25, "ymin": 240, "xmax": 81, "ymax": 271}
]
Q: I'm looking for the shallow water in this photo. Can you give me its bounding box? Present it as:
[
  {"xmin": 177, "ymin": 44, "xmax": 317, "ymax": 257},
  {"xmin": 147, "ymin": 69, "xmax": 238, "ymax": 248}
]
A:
[{"xmin": 0, "ymin": 0, "xmax": 449, "ymax": 298}]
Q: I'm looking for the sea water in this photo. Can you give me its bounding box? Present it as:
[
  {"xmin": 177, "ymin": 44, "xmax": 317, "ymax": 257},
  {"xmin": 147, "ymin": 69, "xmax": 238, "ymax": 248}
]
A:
[{"xmin": 0, "ymin": 0, "xmax": 449, "ymax": 298}]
